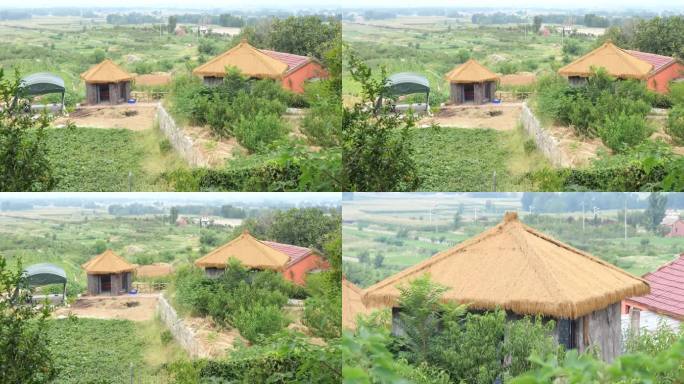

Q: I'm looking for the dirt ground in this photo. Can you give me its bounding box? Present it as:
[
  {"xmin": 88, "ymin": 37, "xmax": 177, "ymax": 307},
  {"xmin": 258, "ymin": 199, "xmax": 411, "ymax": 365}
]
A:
[
  {"xmin": 54, "ymin": 294, "xmax": 159, "ymax": 322},
  {"xmin": 420, "ymin": 103, "xmax": 522, "ymax": 131},
  {"xmin": 54, "ymin": 104, "xmax": 158, "ymax": 131},
  {"xmin": 545, "ymin": 124, "xmax": 605, "ymax": 167},
  {"xmin": 183, "ymin": 317, "xmax": 244, "ymax": 358},
  {"xmin": 183, "ymin": 125, "xmax": 243, "ymax": 166}
]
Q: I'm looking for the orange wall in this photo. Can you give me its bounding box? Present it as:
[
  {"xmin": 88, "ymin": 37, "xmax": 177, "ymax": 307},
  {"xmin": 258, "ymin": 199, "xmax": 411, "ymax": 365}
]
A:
[
  {"xmin": 283, "ymin": 252, "xmax": 329, "ymax": 285},
  {"xmin": 646, "ymin": 62, "xmax": 684, "ymax": 94},
  {"xmin": 281, "ymin": 61, "xmax": 328, "ymax": 94}
]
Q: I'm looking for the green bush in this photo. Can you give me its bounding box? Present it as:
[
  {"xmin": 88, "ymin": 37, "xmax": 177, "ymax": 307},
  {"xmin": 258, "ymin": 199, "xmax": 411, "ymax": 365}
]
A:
[
  {"xmin": 597, "ymin": 112, "xmax": 653, "ymax": 152},
  {"xmin": 233, "ymin": 112, "xmax": 288, "ymax": 153},
  {"xmin": 666, "ymin": 104, "xmax": 684, "ymax": 144},
  {"xmin": 231, "ymin": 304, "xmax": 291, "ymax": 343},
  {"xmin": 670, "ymin": 82, "xmax": 684, "ymax": 105}
]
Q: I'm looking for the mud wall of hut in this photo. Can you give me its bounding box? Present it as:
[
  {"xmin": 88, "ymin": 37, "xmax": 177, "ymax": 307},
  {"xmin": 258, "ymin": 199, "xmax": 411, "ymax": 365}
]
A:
[
  {"xmin": 84, "ymin": 81, "xmax": 131, "ymax": 105},
  {"xmin": 574, "ymin": 303, "xmax": 622, "ymax": 362},
  {"xmin": 449, "ymin": 82, "xmax": 496, "ymax": 104}
]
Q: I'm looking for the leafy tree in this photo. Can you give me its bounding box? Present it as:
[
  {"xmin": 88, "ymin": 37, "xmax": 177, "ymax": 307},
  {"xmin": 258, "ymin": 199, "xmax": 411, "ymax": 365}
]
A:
[
  {"xmin": 93, "ymin": 239, "xmax": 107, "ymax": 254},
  {"xmin": 342, "ymin": 54, "xmax": 420, "ymax": 191},
  {"xmin": 532, "ymin": 16, "xmax": 543, "ymax": 33},
  {"xmin": 373, "ymin": 253, "xmax": 385, "ymax": 268},
  {"xmin": 167, "ymin": 16, "xmax": 177, "ymax": 33},
  {"xmin": 169, "ymin": 206, "xmax": 179, "ymax": 224},
  {"xmin": 303, "ymin": 231, "xmax": 341, "ymax": 339},
  {"xmin": 0, "ymin": 69, "xmax": 54, "ymax": 191},
  {"xmin": 267, "ymin": 16, "xmax": 340, "ymax": 60},
  {"xmin": 631, "ymin": 16, "xmax": 684, "ymax": 58},
  {"xmin": 267, "ymin": 208, "xmax": 340, "ymax": 252},
  {"xmin": 0, "ymin": 256, "xmax": 57, "ymax": 383},
  {"xmin": 644, "ymin": 192, "xmax": 667, "ymax": 231},
  {"xmin": 92, "ymin": 48, "xmax": 105, "ymax": 63}
]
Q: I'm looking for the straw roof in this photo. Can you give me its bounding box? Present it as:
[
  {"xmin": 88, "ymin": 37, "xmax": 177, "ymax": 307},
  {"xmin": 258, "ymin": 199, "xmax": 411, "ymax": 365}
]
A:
[
  {"xmin": 192, "ymin": 40, "xmax": 289, "ymax": 79},
  {"xmin": 363, "ymin": 212, "xmax": 650, "ymax": 319},
  {"xmin": 82, "ymin": 250, "xmax": 135, "ymax": 274},
  {"xmin": 81, "ymin": 59, "xmax": 133, "ymax": 84},
  {"xmin": 445, "ymin": 59, "xmax": 499, "ymax": 83},
  {"xmin": 558, "ymin": 42, "xmax": 653, "ymax": 80},
  {"xmin": 343, "ymin": 279, "xmax": 372, "ymax": 329},
  {"xmin": 194, "ymin": 230, "xmax": 290, "ymax": 270}
]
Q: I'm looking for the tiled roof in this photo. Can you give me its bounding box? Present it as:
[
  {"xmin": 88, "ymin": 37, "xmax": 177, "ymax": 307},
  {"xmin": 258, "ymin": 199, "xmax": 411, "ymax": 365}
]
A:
[
  {"xmin": 626, "ymin": 50, "xmax": 676, "ymax": 74},
  {"xmin": 627, "ymin": 254, "xmax": 684, "ymax": 320},
  {"xmin": 262, "ymin": 241, "xmax": 314, "ymax": 267},
  {"xmin": 260, "ymin": 50, "xmax": 311, "ymax": 73}
]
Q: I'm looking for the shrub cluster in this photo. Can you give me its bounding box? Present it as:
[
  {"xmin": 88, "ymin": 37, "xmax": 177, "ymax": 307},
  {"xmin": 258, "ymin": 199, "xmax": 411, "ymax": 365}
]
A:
[
  {"xmin": 169, "ymin": 70, "xmax": 291, "ymax": 152},
  {"xmin": 535, "ymin": 70, "xmax": 654, "ymax": 152},
  {"xmin": 172, "ymin": 261, "xmax": 300, "ymax": 344}
]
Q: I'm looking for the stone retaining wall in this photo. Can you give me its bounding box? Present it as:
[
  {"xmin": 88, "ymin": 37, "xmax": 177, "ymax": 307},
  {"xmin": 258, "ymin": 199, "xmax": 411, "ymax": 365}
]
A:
[
  {"xmin": 520, "ymin": 103, "xmax": 566, "ymax": 167},
  {"xmin": 156, "ymin": 295, "xmax": 208, "ymax": 358},
  {"xmin": 156, "ymin": 105, "xmax": 208, "ymax": 167}
]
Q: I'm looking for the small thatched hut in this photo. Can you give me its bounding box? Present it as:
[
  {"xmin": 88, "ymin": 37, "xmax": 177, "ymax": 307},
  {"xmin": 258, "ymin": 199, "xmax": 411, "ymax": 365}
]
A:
[
  {"xmin": 363, "ymin": 212, "xmax": 650, "ymax": 362},
  {"xmin": 445, "ymin": 59, "xmax": 499, "ymax": 105},
  {"xmin": 343, "ymin": 278, "xmax": 372, "ymax": 330},
  {"xmin": 195, "ymin": 230, "xmax": 328, "ymax": 284},
  {"xmin": 82, "ymin": 250, "xmax": 135, "ymax": 296},
  {"xmin": 81, "ymin": 59, "xmax": 133, "ymax": 105}
]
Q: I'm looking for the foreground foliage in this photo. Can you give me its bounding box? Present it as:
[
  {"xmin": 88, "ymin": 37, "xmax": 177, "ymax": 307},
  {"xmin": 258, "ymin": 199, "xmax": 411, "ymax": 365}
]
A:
[
  {"xmin": 342, "ymin": 54, "xmax": 420, "ymax": 191},
  {"xmin": 0, "ymin": 256, "xmax": 56, "ymax": 384},
  {"xmin": 0, "ymin": 69, "xmax": 54, "ymax": 191},
  {"xmin": 169, "ymin": 331, "xmax": 342, "ymax": 383}
]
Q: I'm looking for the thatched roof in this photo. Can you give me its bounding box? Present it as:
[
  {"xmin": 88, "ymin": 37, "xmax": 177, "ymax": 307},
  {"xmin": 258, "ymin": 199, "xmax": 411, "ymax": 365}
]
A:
[
  {"xmin": 192, "ymin": 40, "xmax": 288, "ymax": 79},
  {"xmin": 82, "ymin": 250, "xmax": 135, "ymax": 275},
  {"xmin": 81, "ymin": 59, "xmax": 133, "ymax": 84},
  {"xmin": 343, "ymin": 279, "xmax": 372, "ymax": 329},
  {"xmin": 445, "ymin": 59, "xmax": 499, "ymax": 83},
  {"xmin": 558, "ymin": 42, "xmax": 653, "ymax": 80},
  {"xmin": 363, "ymin": 212, "xmax": 650, "ymax": 319},
  {"xmin": 194, "ymin": 230, "xmax": 290, "ymax": 270}
]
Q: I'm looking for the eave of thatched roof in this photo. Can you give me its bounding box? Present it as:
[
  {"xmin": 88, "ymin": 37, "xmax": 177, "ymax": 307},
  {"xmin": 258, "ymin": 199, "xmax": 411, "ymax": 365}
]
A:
[
  {"xmin": 445, "ymin": 59, "xmax": 499, "ymax": 83},
  {"xmin": 81, "ymin": 59, "xmax": 133, "ymax": 84},
  {"xmin": 363, "ymin": 212, "xmax": 650, "ymax": 319},
  {"xmin": 192, "ymin": 40, "xmax": 288, "ymax": 79},
  {"xmin": 343, "ymin": 278, "xmax": 372, "ymax": 329},
  {"xmin": 82, "ymin": 250, "xmax": 135, "ymax": 274}
]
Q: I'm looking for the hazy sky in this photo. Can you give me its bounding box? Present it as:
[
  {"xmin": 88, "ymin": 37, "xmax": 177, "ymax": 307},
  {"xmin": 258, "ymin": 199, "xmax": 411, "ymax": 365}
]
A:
[
  {"xmin": 0, "ymin": 0, "xmax": 340, "ymax": 9},
  {"xmin": 1, "ymin": 0, "xmax": 682, "ymax": 10}
]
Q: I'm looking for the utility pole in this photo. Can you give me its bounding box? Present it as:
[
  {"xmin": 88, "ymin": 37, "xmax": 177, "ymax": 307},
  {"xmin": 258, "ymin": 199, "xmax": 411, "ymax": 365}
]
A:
[{"xmin": 624, "ymin": 197, "xmax": 628, "ymax": 242}]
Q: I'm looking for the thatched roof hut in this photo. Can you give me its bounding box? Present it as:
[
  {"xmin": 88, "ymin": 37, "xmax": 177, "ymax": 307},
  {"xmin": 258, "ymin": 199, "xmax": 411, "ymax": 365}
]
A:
[
  {"xmin": 80, "ymin": 59, "xmax": 133, "ymax": 105},
  {"xmin": 445, "ymin": 59, "xmax": 499, "ymax": 105},
  {"xmin": 195, "ymin": 230, "xmax": 289, "ymax": 274},
  {"xmin": 82, "ymin": 250, "xmax": 135, "ymax": 296},
  {"xmin": 363, "ymin": 212, "xmax": 649, "ymax": 361},
  {"xmin": 193, "ymin": 40, "xmax": 288, "ymax": 81},
  {"xmin": 558, "ymin": 42, "xmax": 653, "ymax": 81}
]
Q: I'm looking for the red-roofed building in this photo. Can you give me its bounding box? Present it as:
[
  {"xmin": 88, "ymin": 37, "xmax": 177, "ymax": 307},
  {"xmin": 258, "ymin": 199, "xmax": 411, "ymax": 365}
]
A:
[
  {"xmin": 622, "ymin": 253, "xmax": 684, "ymax": 332},
  {"xmin": 627, "ymin": 50, "xmax": 684, "ymax": 94},
  {"xmin": 261, "ymin": 50, "xmax": 327, "ymax": 94},
  {"xmin": 263, "ymin": 241, "xmax": 329, "ymax": 285},
  {"xmin": 666, "ymin": 220, "xmax": 684, "ymax": 238}
]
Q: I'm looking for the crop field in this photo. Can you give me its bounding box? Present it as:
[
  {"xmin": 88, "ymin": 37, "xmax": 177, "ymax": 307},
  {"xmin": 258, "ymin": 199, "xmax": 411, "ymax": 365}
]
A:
[
  {"xmin": 343, "ymin": 18, "xmax": 594, "ymax": 101},
  {"xmin": 45, "ymin": 127, "xmax": 185, "ymax": 191},
  {"xmin": 47, "ymin": 317, "xmax": 186, "ymax": 383},
  {"xmin": 343, "ymin": 195, "xmax": 684, "ymax": 287},
  {"xmin": 0, "ymin": 209, "xmax": 210, "ymax": 291},
  {"xmin": 0, "ymin": 16, "xmax": 199, "ymax": 103},
  {"xmin": 411, "ymin": 127, "xmax": 550, "ymax": 191}
]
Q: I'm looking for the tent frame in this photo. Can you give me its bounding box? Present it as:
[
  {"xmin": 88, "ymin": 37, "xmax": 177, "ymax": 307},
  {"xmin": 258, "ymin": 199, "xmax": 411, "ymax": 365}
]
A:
[{"xmin": 376, "ymin": 72, "xmax": 431, "ymax": 114}]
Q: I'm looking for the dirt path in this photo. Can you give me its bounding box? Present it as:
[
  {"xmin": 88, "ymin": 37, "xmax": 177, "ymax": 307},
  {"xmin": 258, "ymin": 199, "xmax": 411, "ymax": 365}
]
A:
[
  {"xmin": 54, "ymin": 294, "xmax": 159, "ymax": 322},
  {"xmin": 54, "ymin": 104, "xmax": 158, "ymax": 131},
  {"xmin": 420, "ymin": 103, "xmax": 522, "ymax": 131}
]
